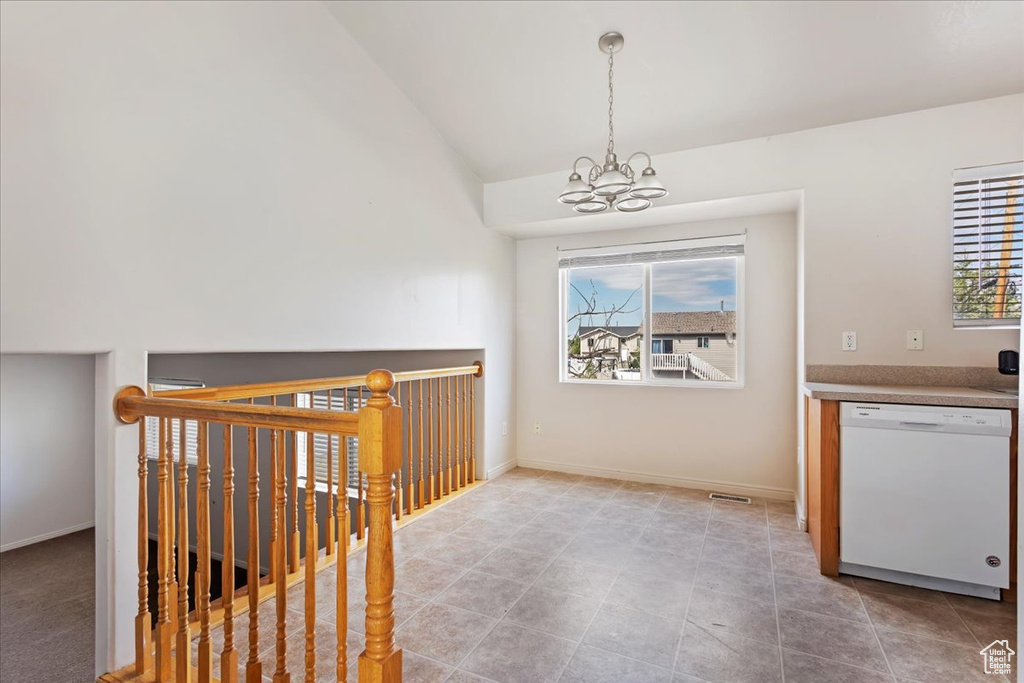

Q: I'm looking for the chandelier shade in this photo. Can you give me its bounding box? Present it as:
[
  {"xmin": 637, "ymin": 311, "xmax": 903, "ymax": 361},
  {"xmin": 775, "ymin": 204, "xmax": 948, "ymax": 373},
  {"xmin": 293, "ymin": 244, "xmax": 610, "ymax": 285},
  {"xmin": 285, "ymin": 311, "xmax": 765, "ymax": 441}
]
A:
[
  {"xmin": 558, "ymin": 173, "xmax": 595, "ymax": 204},
  {"xmin": 557, "ymin": 33, "xmax": 667, "ymax": 214},
  {"xmin": 572, "ymin": 198, "xmax": 609, "ymax": 214},
  {"xmin": 613, "ymin": 196, "xmax": 652, "ymax": 212},
  {"xmin": 630, "ymin": 168, "xmax": 668, "ymax": 199},
  {"xmin": 592, "ymin": 166, "xmax": 631, "ymax": 196}
]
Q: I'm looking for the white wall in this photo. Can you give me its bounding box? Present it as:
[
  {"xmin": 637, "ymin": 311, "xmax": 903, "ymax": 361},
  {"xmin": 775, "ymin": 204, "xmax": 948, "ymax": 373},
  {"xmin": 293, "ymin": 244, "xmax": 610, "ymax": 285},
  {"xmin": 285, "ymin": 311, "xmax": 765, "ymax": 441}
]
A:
[
  {"xmin": 491, "ymin": 95, "xmax": 1024, "ymax": 367},
  {"xmin": 0, "ymin": 354, "xmax": 96, "ymax": 550},
  {"xmin": 0, "ymin": 2, "xmax": 515, "ymax": 673},
  {"xmin": 517, "ymin": 214, "xmax": 797, "ymax": 498}
]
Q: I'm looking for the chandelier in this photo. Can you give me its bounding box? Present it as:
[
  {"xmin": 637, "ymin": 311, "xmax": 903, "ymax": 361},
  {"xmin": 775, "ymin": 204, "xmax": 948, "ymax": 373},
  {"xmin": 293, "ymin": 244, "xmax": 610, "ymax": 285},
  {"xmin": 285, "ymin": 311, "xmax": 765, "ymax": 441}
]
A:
[{"xmin": 558, "ymin": 32, "xmax": 667, "ymax": 214}]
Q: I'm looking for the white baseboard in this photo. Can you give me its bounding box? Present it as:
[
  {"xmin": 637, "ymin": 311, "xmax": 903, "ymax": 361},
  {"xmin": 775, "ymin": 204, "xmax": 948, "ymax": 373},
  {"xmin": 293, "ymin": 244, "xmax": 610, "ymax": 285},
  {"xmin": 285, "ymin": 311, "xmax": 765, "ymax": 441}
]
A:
[
  {"xmin": 0, "ymin": 521, "xmax": 95, "ymax": 553},
  {"xmin": 515, "ymin": 458, "xmax": 795, "ymax": 501},
  {"xmin": 485, "ymin": 459, "xmax": 518, "ymax": 479}
]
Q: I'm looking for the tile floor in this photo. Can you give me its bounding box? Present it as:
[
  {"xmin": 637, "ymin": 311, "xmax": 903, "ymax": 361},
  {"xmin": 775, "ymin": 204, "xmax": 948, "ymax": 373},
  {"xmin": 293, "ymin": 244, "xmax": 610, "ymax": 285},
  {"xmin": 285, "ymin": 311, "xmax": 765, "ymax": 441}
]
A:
[{"xmin": 195, "ymin": 467, "xmax": 1017, "ymax": 683}]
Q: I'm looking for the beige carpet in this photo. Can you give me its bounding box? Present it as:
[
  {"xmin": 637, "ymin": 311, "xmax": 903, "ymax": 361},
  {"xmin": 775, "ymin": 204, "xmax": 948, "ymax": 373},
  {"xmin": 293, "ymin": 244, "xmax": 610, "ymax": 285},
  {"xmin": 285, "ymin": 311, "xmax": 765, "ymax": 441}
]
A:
[{"xmin": 0, "ymin": 528, "xmax": 95, "ymax": 682}]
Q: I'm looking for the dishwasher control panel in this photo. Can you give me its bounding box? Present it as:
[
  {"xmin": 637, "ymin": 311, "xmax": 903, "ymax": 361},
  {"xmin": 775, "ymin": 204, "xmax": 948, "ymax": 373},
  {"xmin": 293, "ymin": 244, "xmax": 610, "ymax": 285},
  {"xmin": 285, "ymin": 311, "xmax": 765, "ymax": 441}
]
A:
[{"xmin": 842, "ymin": 403, "xmax": 1012, "ymax": 437}]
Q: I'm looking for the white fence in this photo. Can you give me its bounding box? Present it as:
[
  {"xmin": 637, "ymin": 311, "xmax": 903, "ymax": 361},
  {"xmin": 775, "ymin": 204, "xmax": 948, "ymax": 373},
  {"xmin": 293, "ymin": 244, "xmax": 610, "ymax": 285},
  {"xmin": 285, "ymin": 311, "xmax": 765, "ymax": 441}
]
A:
[{"xmin": 650, "ymin": 353, "xmax": 733, "ymax": 382}]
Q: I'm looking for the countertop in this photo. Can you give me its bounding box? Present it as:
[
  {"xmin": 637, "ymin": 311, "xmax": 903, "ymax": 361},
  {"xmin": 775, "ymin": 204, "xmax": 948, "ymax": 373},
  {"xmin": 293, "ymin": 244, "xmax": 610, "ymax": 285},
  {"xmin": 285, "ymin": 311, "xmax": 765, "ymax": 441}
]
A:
[{"xmin": 801, "ymin": 382, "xmax": 1018, "ymax": 409}]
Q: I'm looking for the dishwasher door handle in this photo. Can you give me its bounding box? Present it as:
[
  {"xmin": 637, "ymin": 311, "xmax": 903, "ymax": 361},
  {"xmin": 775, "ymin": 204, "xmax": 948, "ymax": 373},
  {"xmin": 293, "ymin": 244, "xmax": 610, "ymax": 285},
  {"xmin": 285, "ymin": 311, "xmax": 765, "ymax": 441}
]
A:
[{"xmin": 898, "ymin": 421, "xmax": 942, "ymax": 428}]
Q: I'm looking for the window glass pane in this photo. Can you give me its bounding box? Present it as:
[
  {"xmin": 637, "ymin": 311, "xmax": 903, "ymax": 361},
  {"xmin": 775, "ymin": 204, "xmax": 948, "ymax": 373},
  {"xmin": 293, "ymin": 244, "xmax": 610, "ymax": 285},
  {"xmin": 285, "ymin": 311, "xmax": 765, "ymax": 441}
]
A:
[
  {"xmin": 566, "ymin": 264, "xmax": 643, "ymax": 381},
  {"xmin": 650, "ymin": 258, "xmax": 738, "ymax": 382}
]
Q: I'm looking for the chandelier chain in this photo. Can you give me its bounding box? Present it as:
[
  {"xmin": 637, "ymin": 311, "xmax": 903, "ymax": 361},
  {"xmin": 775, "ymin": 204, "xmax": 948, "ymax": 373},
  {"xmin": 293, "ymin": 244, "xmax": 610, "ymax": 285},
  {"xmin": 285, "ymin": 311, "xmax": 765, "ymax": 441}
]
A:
[{"xmin": 607, "ymin": 47, "xmax": 615, "ymax": 155}]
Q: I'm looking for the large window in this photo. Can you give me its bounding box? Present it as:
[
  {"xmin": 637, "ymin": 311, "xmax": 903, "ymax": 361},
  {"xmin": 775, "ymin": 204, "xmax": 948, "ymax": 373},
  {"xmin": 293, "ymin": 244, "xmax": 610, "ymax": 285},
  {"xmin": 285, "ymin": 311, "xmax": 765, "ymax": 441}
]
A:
[
  {"xmin": 560, "ymin": 235, "xmax": 744, "ymax": 386},
  {"xmin": 953, "ymin": 162, "xmax": 1023, "ymax": 327},
  {"xmin": 145, "ymin": 380, "xmax": 204, "ymax": 465},
  {"xmin": 295, "ymin": 391, "xmax": 363, "ymax": 495}
]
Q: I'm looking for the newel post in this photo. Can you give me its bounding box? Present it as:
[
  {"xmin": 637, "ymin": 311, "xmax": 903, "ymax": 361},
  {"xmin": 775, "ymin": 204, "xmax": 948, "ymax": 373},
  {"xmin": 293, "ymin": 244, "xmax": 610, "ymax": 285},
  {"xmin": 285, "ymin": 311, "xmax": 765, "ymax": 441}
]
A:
[{"xmin": 357, "ymin": 370, "xmax": 404, "ymax": 683}]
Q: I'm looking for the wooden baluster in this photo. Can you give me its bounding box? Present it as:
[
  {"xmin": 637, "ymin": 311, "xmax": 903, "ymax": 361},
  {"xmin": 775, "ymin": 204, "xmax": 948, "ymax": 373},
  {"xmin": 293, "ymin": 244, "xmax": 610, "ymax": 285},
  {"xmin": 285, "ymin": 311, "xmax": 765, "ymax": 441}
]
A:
[
  {"xmin": 326, "ymin": 391, "xmax": 336, "ymax": 556},
  {"xmin": 357, "ymin": 370, "xmax": 403, "ymax": 683},
  {"xmin": 453, "ymin": 376, "xmax": 460, "ymax": 492},
  {"xmin": 268, "ymin": 398, "xmax": 278, "ymax": 583},
  {"xmin": 437, "ymin": 378, "xmax": 443, "ymax": 501},
  {"xmin": 169, "ymin": 419, "xmax": 178, "ymax": 639},
  {"xmin": 136, "ymin": 420, "xmax": 152, "ymax": 674},
  {"xmin": 462, "ymin": 374, "xmax": 469, "ymax": 488},
  {"xmin": 357, "ymin": 385, "xmax": 366, "ymax": 540},
  {"xmin": 221, "ymin": 423, "xmax": 239, "ymax": 683},
  {"xmin": 336, "ymin": 423, "xmax": 349, "ymax": 682},
  {"xmin": 289, "ymin": 394, "xmax": 300, "ymax": 574},
  {"xmin": 273, "ymin": 430, "xmax": 290, "ymax": 683},
  {"xmin": 155, "ymin": 418, "xmax": 173, "ymax": 682},
  {"xmin": 304, "ymin": 421, "xmax": 318, "ymax": 683},
  {"xmin": 411, "ymin": 378, "xmax": 419, "ymax": 511},
  {"xmin": 341, "ymin": 387, "xmax": 351, "ymax": 551},
  {"xmin": 426, "ymin": 378, "xmax": 434, "ymax": 506},
  {"xmin": 394, "ymin": 383, "xmax": 403, "ymax": 522},
  {"xmin": 246, "ymin": 415, "xmax": 262, "ymax": 683},
  {"xmin": 405, "ymin": 382, "xmax": 414, "ymax": 516},
  {"xmin": 470, "ymin": 364, "xmax": 480, "ymax": 482},
  {"xmin": 197, "ymin": 422, "xmax": 213, "ymax": 682},
  {"xmin": 177, "ymin": 419, "xmax": 192, "ymax": 683},
  {"xmin": 445, "ymin": 376, "xmax": 452, "ymax": 497}
]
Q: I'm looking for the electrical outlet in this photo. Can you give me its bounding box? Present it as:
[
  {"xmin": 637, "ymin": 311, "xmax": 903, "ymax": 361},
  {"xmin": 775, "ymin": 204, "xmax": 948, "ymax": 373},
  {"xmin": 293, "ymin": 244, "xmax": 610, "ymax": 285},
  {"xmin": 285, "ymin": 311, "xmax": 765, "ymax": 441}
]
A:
[
  {"xmin": 907, "ymin": 329, "xmax": 924, "ymax": 351},
  {"xmin": 842, "ymin": 331, "xmax": 857, "ymax": 351},
  {"xmin": 534, "ymin": 422, "xmax": 541, "ymax": 435},
  {"xmin": 502, "ymin": 421, "xmax": 508, "ymax": 436}
]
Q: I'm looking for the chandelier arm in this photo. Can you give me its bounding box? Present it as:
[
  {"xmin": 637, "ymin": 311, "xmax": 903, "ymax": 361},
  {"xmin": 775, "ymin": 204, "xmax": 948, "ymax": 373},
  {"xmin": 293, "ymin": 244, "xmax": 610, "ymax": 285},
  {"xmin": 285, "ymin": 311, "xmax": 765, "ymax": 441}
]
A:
[
  {"xmin": 624, "ymin": 152, "xmax": 653, "ymax": 170},
  {"xmin": 572, "ymin": 156, "xmax": 601, "ymax": 176}
]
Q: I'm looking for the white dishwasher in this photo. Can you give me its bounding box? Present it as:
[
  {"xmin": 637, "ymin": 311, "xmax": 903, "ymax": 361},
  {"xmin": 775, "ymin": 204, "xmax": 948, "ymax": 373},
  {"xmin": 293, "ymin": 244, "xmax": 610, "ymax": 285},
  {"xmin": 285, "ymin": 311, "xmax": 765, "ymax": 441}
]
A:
[{"xmin": 839, "ymin": 402, "xmax": 1012, "ymax": 598}]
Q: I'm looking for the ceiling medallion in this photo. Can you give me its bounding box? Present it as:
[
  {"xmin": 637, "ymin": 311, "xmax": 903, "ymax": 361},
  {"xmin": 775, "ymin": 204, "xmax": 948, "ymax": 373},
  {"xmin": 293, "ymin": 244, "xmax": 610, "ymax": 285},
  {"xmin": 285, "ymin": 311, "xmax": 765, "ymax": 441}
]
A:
[{"xmin": 558, "ymin": 32, "xmax": 667, "ymax": 214}]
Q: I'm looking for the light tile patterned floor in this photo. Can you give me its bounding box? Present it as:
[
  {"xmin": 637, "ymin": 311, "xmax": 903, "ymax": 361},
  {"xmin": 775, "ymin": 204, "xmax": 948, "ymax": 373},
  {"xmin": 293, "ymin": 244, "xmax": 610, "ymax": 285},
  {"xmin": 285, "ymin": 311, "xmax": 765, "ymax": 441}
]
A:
[{"xmin": 198, "ymin": 467, "xmax": 1017, "ymax": 683}]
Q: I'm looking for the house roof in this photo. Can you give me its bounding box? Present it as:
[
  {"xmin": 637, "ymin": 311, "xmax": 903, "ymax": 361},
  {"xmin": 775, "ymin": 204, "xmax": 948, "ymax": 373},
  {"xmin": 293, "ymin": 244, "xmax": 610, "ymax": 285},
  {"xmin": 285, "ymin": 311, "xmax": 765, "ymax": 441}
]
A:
[
  {"xmin": 577, "ymin": 326, "xmax": 640, "ymax": 339},
  {"xmin": 652, "ymin": 311, "xmax": 736, "ymax": 335}
]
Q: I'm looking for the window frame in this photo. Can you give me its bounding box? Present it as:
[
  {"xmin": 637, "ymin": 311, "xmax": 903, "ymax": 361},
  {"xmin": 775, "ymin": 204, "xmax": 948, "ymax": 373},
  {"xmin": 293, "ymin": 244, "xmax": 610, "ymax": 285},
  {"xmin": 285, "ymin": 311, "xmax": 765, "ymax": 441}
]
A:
[
  {"xmin": 951, "ymin": 161, "xmax": 1023, "ymax": 330},
  {"xmin": 559, "ymin": 238, "xmax": 745, "ymax": 389}
]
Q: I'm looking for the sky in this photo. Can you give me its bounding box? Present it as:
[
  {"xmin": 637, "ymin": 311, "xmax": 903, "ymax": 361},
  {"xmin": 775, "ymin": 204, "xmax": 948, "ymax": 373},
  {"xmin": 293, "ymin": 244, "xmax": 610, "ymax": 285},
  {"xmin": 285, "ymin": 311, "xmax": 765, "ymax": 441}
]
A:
[{"xmin": 566, "ymin": 257, "xmax": 737, "ymax": 334}]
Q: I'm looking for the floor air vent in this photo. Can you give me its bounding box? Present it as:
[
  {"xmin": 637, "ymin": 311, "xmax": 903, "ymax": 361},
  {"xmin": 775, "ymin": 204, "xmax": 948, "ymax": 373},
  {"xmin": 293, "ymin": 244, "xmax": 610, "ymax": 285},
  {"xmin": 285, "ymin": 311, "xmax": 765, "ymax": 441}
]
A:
[{"xmin": 709, "ymin": 493, "xmax": 752, "ymax": 504}]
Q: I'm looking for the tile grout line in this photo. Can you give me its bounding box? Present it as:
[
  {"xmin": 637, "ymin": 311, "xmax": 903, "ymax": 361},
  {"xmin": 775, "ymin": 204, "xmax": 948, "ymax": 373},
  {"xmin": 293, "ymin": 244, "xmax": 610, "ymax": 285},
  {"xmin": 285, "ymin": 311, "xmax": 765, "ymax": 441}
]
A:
[
  {"xmin": 549, "ymin": 482, "xmax": 665, "ymax": 681},
  {"xmin": 852, "ymin": 578, "xmax": 899, "ymax": 681},
  {"xmin": 763, "ymin": 502, "xmax": 787, "ymax": 683},
  {"xmin": 439, "ymin": 475, "xmax": 624, "ymax": 680},
  {"xmin": 670, "ymin": 495, "xmax": 716, "ymax": 677}
]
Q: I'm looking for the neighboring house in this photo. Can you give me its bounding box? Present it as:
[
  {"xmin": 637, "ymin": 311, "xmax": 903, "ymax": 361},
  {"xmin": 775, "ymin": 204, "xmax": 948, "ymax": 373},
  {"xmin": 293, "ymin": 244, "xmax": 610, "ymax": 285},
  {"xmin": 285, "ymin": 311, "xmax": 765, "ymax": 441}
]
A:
[
  {"xmin": 651, "ymin": 311, "xmax": 737, "ymax": 380},
  {"xmin": 572, "ymin": 326, "xmax": 641, "ymax": 378},
  {"xmin": 569, "ymin": 312, "xmax": 736, "ymax": 381}
]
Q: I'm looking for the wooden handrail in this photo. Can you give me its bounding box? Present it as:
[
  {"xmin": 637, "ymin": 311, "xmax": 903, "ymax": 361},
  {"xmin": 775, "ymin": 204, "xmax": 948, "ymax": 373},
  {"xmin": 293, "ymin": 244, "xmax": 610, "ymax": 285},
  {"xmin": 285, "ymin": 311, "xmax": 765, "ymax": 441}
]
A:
[
  {"xmin": 148, "ymin": 362, "xmax": 483, "ymax": 401},
  {"xmin": 114, "ymin": 391, "xmax": 360, "ymax": 435}
]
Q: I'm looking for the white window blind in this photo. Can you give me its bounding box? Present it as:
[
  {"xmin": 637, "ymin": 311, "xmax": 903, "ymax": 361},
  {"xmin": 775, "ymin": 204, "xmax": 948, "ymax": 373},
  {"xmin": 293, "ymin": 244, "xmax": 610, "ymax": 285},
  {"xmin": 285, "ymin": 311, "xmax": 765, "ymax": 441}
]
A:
[
  {"xmin": 558, "ymin": 235, "xmax": 744, "ymax": 269},
  {"xmin": 952, "ymin": 162, "xmax": 1023, "ymax": 327},
  {"xmin": 295, "ymin": 392, "xmax": 364, "ymax": 494},
  {"xmin": 145, "ymin": 380, "xmax": 203, "ymax": 465}
]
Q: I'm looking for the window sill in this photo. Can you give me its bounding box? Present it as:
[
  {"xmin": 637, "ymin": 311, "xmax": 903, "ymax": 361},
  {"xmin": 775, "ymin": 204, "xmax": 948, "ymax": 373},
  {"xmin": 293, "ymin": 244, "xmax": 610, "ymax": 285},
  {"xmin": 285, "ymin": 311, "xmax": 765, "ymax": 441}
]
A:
[{"xmin": 560, "ymin": 378, "xmax": 744, "ymax": 390}]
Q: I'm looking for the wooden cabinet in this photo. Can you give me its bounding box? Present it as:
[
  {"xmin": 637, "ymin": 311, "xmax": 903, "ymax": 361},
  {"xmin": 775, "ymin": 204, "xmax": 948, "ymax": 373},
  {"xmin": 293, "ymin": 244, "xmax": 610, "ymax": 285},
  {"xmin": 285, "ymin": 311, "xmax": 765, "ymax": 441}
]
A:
[
  {"xmin": 804, "ymin": 395, "xmax": 1018, "ymax": 601},
  {"xmin": 805, "ymin": 396, "xmax": 840, "ymax": 577}
]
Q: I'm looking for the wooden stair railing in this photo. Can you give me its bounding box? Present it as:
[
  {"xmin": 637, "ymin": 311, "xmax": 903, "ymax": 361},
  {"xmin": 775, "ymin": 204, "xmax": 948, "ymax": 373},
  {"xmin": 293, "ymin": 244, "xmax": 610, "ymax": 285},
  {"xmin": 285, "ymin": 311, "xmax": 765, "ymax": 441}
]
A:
[
  {"xmin": 113, "ymin": 369, "xmax": 410, "ymax": 683},
  {"xmin": 107, "ymin": 362, "xmax": 483, "ymax": 683},
  {"xmin": 152, "ymin": 363, "xmax": 484, "ymax": 539}
]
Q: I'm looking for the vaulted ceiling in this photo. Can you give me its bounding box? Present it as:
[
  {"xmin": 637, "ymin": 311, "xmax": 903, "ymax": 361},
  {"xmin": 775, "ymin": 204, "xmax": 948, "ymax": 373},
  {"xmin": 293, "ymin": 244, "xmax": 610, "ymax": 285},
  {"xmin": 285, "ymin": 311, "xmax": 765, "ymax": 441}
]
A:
[{"xmin": 325, "ymin": 1, "xmax": 1024, "ymax": 182}]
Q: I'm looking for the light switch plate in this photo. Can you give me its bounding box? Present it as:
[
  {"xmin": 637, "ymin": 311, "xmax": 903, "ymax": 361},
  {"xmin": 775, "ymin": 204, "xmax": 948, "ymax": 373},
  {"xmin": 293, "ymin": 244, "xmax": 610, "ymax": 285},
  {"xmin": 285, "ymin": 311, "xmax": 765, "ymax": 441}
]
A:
[
  {"xmin": 907, "ymin": 329, "xmax": 924, "ymax": 350},
  {"xmin": 842, "ymin": 331, "xmax": 857, "ymax": 351}
]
